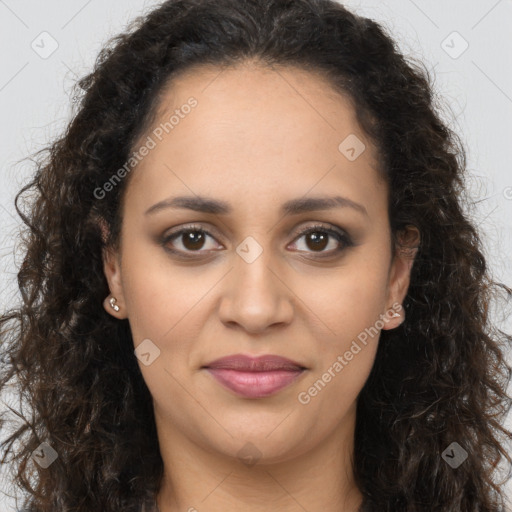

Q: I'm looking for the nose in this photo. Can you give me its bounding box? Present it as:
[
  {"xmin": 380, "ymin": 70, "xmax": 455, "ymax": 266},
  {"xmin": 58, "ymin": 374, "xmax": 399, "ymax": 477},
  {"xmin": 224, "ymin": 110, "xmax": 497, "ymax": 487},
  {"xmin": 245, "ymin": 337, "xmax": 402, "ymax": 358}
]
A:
[{"xmin": 217, "ymin": 245, "xmax": 294, "ymax": 334}]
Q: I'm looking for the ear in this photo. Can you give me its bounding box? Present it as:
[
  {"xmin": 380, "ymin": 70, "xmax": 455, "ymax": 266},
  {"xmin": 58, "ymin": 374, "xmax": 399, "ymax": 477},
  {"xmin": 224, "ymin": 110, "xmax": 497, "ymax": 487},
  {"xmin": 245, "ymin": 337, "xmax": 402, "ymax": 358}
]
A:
[
  {"xmin": 381, "ymin": 225, "xmax": 420, "ymax": 330},
  {"xmin": 99, "ymin": 218, "xmax": 128, "ymax": 319}
]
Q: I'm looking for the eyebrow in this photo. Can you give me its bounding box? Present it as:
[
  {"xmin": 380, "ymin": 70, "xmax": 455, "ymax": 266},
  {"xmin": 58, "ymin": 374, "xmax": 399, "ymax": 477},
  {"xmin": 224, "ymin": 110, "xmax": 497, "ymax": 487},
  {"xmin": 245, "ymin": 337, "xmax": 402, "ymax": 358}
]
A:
[{"xmin": 145, "ymin": 194, "xmax": 368, "ymax": 217}]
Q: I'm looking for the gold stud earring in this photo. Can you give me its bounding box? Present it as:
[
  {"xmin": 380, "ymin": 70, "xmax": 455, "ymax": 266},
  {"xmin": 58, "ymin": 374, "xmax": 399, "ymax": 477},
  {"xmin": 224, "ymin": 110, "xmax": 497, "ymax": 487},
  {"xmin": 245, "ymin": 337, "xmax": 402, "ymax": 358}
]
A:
[{"xmin": 109, "ymin": 296, "xmax": 120, "ymax": 312}]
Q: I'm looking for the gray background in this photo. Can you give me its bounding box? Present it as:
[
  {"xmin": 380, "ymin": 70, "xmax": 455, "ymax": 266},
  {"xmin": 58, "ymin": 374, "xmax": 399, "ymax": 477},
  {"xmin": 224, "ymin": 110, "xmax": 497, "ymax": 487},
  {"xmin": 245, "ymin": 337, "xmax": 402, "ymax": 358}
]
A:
[{"xmin": 1, "ymin": 0, "xmax": 511, "ymax": 510}]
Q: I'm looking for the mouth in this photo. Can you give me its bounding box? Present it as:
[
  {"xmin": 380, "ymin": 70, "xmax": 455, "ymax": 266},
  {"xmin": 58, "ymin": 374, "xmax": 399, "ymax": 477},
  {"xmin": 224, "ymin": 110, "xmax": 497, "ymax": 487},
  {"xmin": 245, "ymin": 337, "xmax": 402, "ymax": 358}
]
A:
[{"xmin": 201, "ymin": 354, "xmax": 307, "ymax": 399}]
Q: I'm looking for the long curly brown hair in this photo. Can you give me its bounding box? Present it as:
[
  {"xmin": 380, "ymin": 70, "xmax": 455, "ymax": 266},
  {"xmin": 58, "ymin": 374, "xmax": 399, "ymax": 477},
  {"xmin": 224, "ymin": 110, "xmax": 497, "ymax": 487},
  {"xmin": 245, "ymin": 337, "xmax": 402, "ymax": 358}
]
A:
[{"xmin": 1, "ymin": 0, "xmax": 511, "ymax": 510}]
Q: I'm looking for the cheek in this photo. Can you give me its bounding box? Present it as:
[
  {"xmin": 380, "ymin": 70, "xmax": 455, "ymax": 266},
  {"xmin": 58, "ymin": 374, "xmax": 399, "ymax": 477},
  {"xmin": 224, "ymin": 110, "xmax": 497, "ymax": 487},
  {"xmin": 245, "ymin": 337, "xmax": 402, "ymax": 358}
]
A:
[
  {"xmin": 293, "ymin": 256, "xmax": 388, "ymax": 412},
  {"xmin": 299, "ymin": 257, "xmax": 390, "ymax": 348},
  {"xmin": 297, "ymin": 339, "xmax": 378, "ymax": 433},
  {"xmin": 121, "ymin": 252, "xmax": 209, "ymax": 404},
  {"xmin": 296, "ymin": 270, "xmax": 386, "ymax": 421},
  {"xmin": 119, "ymin": 240, "xmax": 205, "ymax": 340}
]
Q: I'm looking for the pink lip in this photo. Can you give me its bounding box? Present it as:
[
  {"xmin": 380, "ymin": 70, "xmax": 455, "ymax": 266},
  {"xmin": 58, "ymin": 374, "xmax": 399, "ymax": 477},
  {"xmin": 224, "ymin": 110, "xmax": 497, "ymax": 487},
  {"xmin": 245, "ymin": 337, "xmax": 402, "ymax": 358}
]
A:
[{"xmin": 202, "ymin": 354, "xmax": 307, "ymax": 398}]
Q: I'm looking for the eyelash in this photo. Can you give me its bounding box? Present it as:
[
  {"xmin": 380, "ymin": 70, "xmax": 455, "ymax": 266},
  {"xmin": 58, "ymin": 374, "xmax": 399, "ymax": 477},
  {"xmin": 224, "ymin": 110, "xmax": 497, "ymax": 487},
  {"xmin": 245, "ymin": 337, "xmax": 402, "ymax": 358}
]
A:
[{"xmin": 160, "ymin": 223, "xmax": 354, "ymax": 260}]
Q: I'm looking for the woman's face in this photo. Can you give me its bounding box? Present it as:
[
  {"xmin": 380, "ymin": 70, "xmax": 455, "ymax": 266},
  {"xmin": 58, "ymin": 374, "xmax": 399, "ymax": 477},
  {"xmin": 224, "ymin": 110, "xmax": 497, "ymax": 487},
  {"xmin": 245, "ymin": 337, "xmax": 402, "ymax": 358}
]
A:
[{"xmin": 103, "ymin": 61, "xmax": 416, "ymax": 465}]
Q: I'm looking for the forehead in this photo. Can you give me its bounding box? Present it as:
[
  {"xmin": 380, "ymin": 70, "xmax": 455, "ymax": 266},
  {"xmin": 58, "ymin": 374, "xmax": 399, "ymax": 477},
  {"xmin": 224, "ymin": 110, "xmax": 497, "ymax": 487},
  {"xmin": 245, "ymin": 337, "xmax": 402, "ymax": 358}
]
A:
[{"xmin": 124, "ymin": 61, "xmax": 385, "ymax": 216}]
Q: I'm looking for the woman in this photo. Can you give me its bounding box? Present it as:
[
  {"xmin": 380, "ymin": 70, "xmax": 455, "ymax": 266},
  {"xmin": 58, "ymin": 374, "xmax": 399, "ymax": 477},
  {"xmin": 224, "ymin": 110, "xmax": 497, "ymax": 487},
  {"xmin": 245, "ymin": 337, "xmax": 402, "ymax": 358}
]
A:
[{"xmin": 1, "ymin": 0, "xmax": 511, "ymax": 511}]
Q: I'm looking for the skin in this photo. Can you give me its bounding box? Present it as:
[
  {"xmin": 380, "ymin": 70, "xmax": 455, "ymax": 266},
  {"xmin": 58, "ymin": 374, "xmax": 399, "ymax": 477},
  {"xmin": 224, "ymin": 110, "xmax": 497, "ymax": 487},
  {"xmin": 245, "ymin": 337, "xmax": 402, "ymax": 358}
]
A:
[{"xmin": 102, "ymin": 59, "xmax": 419, "ymax": 512}]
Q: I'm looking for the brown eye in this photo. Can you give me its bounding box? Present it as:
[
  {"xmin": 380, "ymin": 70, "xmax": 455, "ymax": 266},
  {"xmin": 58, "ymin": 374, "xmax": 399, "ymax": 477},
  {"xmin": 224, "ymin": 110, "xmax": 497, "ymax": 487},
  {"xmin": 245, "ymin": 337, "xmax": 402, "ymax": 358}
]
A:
[
  {"xmin": 303, "ymin": 231, "xmax": 329, "ymax": 252},
  {"xmin": 160, "ymin": 223, "xmax": 353, "ymax": 259},
  {"xmin": 289, "ymin": 224, "xmax": 352, "ymax": 256},
  {"xmin": 161, "ymin": 225, "xmax": 221, "ymax": 256},
  {"xmin": 180, "ymin": 230, "xmax": 207, "ymax": 251}
]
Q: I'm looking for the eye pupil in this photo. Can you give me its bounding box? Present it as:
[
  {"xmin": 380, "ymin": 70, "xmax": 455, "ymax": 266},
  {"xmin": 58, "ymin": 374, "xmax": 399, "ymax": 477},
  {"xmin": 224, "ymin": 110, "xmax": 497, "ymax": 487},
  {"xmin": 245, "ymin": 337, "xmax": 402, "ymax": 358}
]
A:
[
  {"xmin": 306, "ymin": 231, "xmax": 328, "ymax": 251},
  {"xmin": 183, "ymin": 231, "xmax": 205, "ymax": 250}
]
